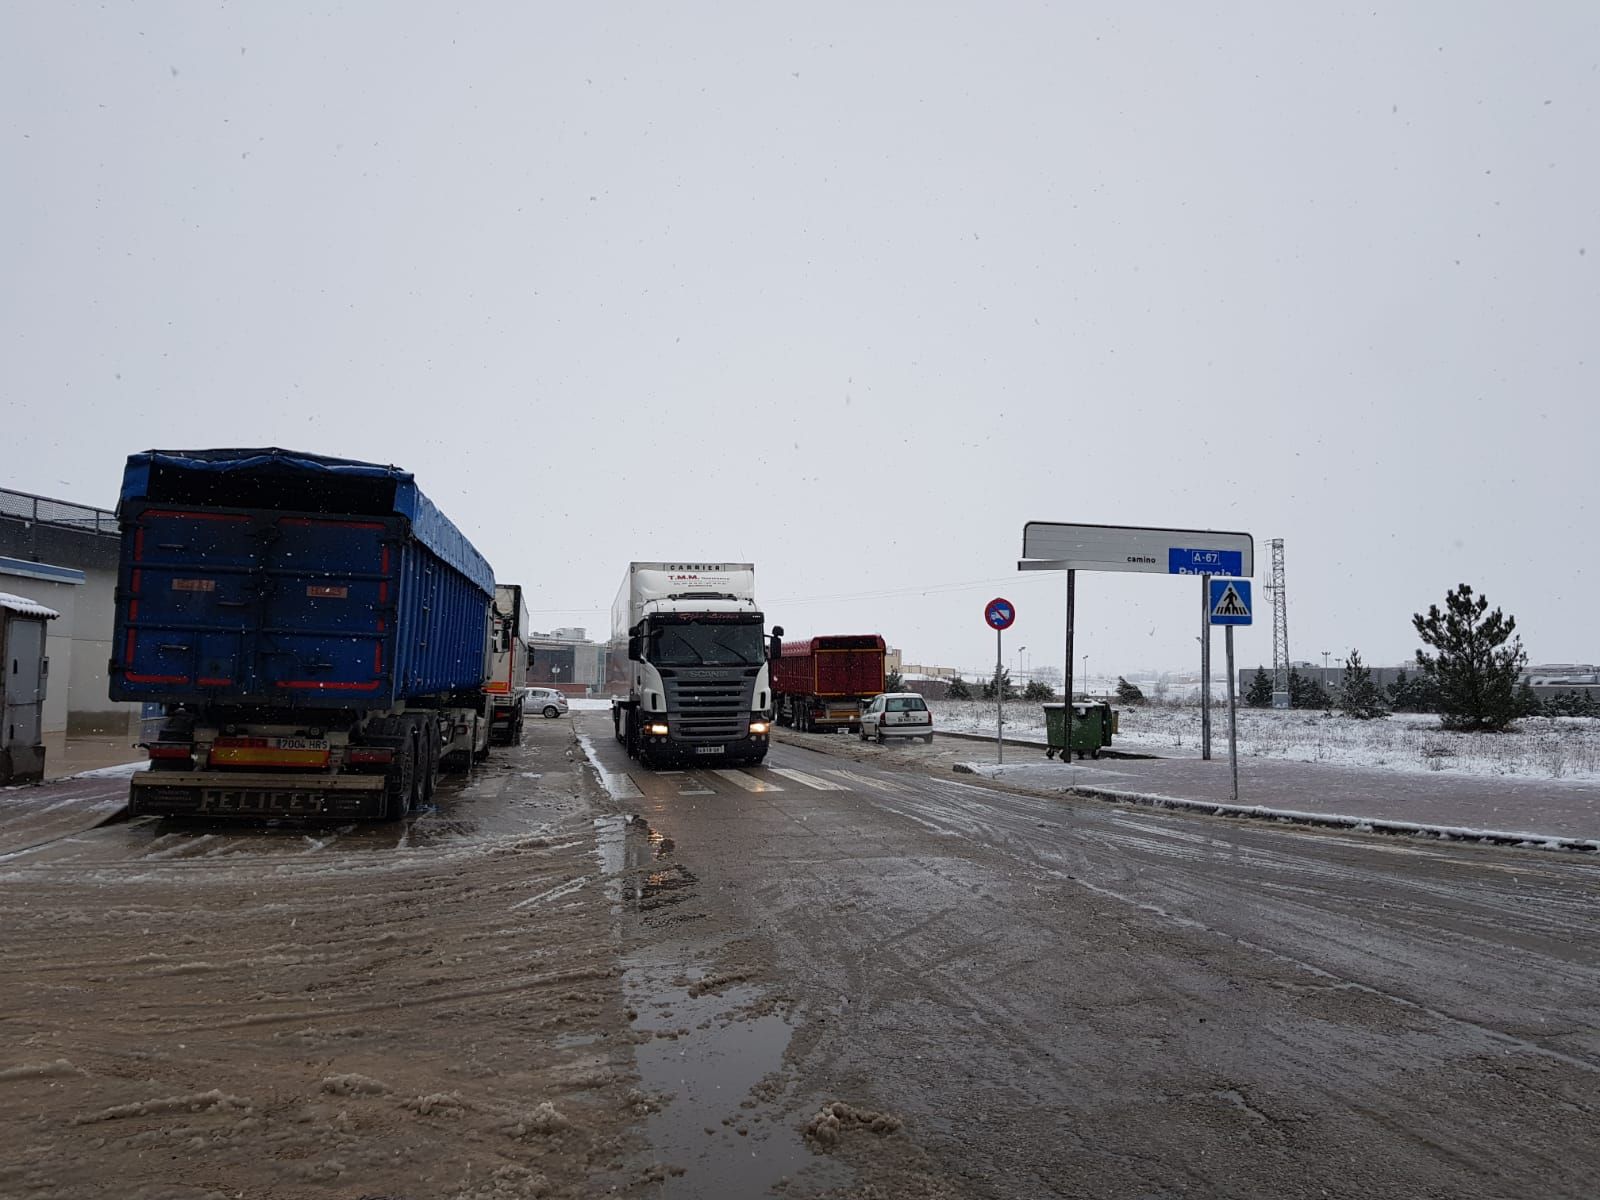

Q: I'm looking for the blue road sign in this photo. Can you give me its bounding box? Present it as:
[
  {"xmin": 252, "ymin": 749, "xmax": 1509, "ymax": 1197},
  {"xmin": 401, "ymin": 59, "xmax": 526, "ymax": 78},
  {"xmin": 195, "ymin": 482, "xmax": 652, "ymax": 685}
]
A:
[
  {"xmin": 1208, "ymin": 579, "xmax": 1252, "ymax": 625},
  {"xmin": 1169, "ymin": 547, "xmax": 1245, "ymax": 576},
  {"xmin": 985, "ymin": 597, "xmax": 1016, "ymax": 630}
]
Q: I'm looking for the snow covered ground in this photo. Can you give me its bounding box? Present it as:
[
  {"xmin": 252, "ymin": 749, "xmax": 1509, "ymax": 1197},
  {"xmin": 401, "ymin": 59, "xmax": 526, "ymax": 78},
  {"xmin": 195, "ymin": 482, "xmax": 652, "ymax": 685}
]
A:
[{"xmin": 933, "ymin": 700, "xmax": 1600, "ymax": 782}]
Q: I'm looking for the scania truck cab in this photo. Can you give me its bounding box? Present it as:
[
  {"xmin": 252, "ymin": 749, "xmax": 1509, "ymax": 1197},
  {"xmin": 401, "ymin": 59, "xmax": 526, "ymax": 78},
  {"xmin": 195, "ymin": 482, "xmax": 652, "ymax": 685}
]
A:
[{"xmin": 609, "ymin": 563, "xmax": 777, "ymax": 767}]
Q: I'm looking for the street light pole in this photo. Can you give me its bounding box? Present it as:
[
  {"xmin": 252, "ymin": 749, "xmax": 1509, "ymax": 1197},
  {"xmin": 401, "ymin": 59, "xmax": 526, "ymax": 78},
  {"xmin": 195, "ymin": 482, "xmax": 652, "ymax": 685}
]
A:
[{"xmin": 1321, "ymin": 650, "xmax": 1330, "ymax": 689}]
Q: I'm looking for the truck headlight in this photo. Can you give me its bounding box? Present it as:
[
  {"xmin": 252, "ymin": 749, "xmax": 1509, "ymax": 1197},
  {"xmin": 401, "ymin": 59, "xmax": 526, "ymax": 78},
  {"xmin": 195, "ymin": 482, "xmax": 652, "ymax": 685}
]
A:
[
  {"xmin": 646, "ymin": 722, "xmax": 670, "ymax": 736},
  {"xmin": 749, "ymin": 721, "xmax": 770, "ymax": 735}
]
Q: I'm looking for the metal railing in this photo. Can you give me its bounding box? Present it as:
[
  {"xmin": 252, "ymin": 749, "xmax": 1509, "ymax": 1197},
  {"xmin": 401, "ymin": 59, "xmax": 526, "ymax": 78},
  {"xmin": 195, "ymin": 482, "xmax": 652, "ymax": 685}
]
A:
[{"xmin": 0, "ymin": 485, "xmax": 118, "ymax": 536}]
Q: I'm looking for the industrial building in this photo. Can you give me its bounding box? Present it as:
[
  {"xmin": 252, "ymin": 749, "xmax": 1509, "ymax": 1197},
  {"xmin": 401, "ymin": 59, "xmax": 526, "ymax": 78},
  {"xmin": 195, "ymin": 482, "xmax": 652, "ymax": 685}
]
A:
[{"xmin": 0, "ymin": 486, "xmax": 144, "ymax": 764}]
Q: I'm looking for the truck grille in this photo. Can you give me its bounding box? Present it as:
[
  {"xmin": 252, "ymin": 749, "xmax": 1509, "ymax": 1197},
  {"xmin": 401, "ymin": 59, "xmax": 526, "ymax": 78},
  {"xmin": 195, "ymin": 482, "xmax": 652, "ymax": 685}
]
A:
[{"xmin": 662, "ymin": 670, "xmax": 755, "ymax": 741}]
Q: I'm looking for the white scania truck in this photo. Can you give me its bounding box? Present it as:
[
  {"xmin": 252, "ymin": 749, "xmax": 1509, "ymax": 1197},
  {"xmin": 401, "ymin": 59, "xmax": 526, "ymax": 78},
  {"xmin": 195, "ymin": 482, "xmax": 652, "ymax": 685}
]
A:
[{"xmin": 609, "ymin": 563, "xmax": 779, "ymax": 768}]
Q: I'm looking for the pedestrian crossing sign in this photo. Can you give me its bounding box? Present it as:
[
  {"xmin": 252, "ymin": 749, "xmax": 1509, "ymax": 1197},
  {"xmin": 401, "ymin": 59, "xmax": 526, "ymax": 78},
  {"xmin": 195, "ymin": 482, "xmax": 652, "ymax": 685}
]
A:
[{"xmin": 1208, "ymin": 579, "xmax": 1252, "ymax": 625}]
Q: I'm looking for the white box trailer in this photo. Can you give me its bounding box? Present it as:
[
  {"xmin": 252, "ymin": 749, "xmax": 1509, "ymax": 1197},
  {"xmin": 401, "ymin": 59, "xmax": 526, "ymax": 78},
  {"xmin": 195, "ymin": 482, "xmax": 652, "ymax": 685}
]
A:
[{"xmin": 608, "ymin": 563, "xmax": 777, "ymax": 768}]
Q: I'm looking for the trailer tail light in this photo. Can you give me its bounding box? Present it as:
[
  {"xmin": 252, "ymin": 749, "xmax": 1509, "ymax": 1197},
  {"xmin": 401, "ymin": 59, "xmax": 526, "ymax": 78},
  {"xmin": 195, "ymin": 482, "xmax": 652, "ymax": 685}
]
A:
[
  {"xmin": 347, "ymin": 747, "xmax": 396, "ymax": 765},
  {"xmin": 147, "ymin": 743, "xmax": 193, "ymax": 761}
]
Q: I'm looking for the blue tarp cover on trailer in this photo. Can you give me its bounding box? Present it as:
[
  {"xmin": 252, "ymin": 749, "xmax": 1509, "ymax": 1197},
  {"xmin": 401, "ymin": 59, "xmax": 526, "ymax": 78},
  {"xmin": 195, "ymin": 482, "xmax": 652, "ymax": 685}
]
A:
[{"xmin": 119, "ymin": 448, "xmax": 496, "ymax": 596}]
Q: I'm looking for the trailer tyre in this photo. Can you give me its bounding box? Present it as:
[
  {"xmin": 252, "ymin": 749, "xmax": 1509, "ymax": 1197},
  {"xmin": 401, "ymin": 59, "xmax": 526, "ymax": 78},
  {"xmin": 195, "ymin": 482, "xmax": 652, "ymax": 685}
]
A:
[
  {"xmin": 418, "ymin": 718, "xmax": 438, "ymax": 805},
  {"xmin": 383, "ymin": 736, "xmax": 416, "ymax": 821}
]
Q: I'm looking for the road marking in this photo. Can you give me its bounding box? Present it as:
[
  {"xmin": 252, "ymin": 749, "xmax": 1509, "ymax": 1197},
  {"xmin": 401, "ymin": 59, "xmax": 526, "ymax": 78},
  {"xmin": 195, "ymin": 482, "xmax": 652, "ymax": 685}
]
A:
[
  {"xmin": 713, "ymin": 769, "xmax": 786, "ymax": 793},
  {"xmin": 823, "ymin": 768, "xmax": 913, "ymax": 794},
  {"xmin": 767, "ymin": 767, "xmax": 848, "ymax": 791},
  {"xmin": 677, "ymin": 772, "xmax": 717, "ymax": 796},
  {"xmin": 605, "ymin": 774, "xmax": 645, "ymax": 799}
]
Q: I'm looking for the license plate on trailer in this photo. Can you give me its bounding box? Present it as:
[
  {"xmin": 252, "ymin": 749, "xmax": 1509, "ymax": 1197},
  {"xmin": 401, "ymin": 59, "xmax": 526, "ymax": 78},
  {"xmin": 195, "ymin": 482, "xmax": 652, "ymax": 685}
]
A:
[
  {"xmin": 275, "ymin": 738, "xmax": 330, "ymax": 751},
  {"xmin": 695, "ymin": 745, "xmax": 725, "ymax": 755}
]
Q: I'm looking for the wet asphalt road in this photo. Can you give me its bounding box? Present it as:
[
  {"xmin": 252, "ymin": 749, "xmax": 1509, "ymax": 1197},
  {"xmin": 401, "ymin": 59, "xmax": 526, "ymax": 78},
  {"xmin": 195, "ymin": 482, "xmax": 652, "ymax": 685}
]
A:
[
  {"xmin": 9, "ymin": 718, "xmax": 1599, "ymax": 1197},
  {"xmin": 582, "ymin": 714, "xmax": 1600, "ymax": 1199}
]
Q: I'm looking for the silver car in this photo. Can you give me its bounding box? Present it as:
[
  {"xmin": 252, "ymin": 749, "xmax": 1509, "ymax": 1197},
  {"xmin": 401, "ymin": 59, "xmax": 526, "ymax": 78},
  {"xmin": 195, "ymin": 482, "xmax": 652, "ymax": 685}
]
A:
[
  {"xmin": 858, "ymin": 692, "xmax": 934, "ymax": 744},
  {"xmin": 524, "ymin": 687, "xmax": 569, "ymax": 718}
]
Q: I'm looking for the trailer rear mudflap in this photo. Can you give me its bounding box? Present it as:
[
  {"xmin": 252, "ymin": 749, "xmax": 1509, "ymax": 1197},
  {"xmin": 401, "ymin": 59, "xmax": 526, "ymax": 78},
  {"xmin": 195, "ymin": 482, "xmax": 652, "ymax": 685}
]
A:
[{"xmin": 129, "ymin": 770, "xmax": 386, "ymax": 819}]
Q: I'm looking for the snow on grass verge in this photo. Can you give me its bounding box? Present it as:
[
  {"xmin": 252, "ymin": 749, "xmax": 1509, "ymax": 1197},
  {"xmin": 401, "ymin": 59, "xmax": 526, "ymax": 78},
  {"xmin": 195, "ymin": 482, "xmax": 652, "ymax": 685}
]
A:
[
  {"xmin": 953, "ymin": 760, "xmax": 1600, "ymax": 853},
  {"xmin": 932, "ymin": 700, "xmax": 1600, "ymax": 782}
]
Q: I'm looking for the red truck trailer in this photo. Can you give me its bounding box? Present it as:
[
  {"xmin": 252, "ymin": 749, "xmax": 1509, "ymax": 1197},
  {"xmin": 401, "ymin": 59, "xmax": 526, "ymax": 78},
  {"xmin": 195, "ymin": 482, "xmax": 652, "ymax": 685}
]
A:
[{"xmin": 773, "ymin": 634, "xmax": 886, "ymax": 733}]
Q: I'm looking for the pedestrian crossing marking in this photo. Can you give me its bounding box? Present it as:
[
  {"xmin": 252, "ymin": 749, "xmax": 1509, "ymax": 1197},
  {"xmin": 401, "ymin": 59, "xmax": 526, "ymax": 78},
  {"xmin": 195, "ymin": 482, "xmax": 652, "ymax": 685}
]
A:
[
  {"xmin": 1211, "ymin": 583, "xmax": 1249, "ymax": 617},
  {"xmin": 713, "ymin": 769, "xmax": 786, "ymax": 793},
  {"xmin": 823, "ymin": 768, "xmax": 913, "ymax": 794},
  {"xmin": 767, "ymin": 766, "xmax": 848, "ymax": 791}
]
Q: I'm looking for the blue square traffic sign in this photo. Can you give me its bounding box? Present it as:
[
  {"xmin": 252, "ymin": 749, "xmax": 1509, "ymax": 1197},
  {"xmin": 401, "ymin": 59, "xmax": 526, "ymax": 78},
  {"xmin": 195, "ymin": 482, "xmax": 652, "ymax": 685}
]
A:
[{"xmin": 1208, "ymin": 579, "xmax": 1252, "ymax": 626}]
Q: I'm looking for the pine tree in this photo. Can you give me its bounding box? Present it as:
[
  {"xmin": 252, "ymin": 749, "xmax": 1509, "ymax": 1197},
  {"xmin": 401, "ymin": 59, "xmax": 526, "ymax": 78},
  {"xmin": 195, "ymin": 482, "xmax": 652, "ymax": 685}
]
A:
[
  {"xmin": 981, "ymin": 666, "xmax": 1016, "ymax": 701},
  {"xmin": 946, "ymin": 674, "xmax": 972, "ymax": 701},
  {"xmin": 1337, "ymin": 650, "xmax": 1386, "ymax": 719},
  {"xmin": 884, "ymin": 669, "xmax": 905, "ymax": 692},
  {"xmin": 1245, "ymin": 666, "xmax": 1273, "ymax": 708},
  {"xmin": 1023, "ymin": 679, "xmax": 1057, "ymax": 702},
  {"xmin": 1514, "ymin": 679, "xmax": 1542, "ymax": 718},
  {"xmin": 1289, "ymin": 669, "xmax": 1330, "ymax": 710},
  {"xmin": 1412, "ymin": 583, "xmax": 1527, "ymax": 731},
  {"xmin": 1115, "ymin": 676, "xmax": 1146, "ymax": 705}
]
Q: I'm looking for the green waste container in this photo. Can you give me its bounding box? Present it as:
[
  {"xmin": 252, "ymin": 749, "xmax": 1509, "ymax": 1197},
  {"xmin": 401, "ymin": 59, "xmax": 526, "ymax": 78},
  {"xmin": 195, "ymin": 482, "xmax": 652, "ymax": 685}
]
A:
[{"xmin": 1043, "ymin": 702, "xmax": 1116, "ymax": 760}]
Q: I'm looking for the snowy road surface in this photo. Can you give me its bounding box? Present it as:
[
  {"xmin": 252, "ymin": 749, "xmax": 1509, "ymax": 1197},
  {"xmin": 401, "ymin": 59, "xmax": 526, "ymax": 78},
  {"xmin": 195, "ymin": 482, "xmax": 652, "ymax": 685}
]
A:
[{"xmin": 2, "ymin": 712, "xmax": 1598, "ymax": 1198}]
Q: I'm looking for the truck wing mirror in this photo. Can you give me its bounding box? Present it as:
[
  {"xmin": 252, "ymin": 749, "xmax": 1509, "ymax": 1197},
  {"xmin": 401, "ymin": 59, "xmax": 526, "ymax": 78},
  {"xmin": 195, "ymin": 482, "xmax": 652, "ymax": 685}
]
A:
[{"xmin": 628, "ymin": 635, "xmax": 642, "ymax": 662}]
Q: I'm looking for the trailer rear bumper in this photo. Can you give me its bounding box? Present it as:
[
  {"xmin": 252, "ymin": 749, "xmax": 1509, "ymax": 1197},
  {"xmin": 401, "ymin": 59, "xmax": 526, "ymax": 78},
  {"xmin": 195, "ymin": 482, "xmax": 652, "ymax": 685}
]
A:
[{"xmin": 129, "ymin": 770, "xmax": 387, "ymax": 820}]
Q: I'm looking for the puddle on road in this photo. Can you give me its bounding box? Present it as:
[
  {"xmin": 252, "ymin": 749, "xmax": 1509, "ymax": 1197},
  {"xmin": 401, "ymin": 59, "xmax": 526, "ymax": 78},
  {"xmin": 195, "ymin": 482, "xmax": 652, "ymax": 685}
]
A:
[{"xmin": 593, "ymin": 812, "xmax": 843, "ymax": 1197}]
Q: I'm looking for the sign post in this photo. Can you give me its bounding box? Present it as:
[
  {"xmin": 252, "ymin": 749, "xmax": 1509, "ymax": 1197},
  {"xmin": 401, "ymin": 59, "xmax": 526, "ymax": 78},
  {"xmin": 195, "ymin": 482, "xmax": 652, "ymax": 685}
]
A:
[
  {"xmin": 985, "ymin": 598, "xmax": 1016, "ymax": 764},
  {"xmin": 1200, "ymin": 575, "xmax": 1212, "ymax": 760},
  {"xmin": 1020, "ymin": 523, "xmax": 1255, "ymax": 769},
  {"xmin": 1207, "ymin": 578, "xmax": 1252, "ymax": 803}
]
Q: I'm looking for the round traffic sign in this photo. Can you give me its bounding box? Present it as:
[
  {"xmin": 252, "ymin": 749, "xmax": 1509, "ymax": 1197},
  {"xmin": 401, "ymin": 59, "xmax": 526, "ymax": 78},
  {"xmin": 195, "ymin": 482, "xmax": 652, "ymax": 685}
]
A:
[{"xmin": 985, "ymin": 597, "xmax": 1016, "ymax": 630}]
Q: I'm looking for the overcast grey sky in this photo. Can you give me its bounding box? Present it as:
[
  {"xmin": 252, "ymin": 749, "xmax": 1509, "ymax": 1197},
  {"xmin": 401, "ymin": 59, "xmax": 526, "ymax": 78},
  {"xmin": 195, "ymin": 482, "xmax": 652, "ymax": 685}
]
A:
[{"xmin": 4, "ymin": 3, "xmax": 1594, "ymax": 679}]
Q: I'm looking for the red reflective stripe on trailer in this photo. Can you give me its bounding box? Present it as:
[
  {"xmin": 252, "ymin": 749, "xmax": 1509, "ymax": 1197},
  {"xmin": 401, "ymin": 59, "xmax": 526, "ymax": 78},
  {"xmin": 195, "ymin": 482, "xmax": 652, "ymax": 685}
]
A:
[
  {"xmin": 128, "ymin": 598, "xmax": 139, "ymax": 620},
  {"xmin": 274, "ymin": 680, "xmax": 383, "ymax": 691},
  {"xmin": 127, "ymin": 673, "xmax": 191, "ymax": 684},
  {"xmin": 197, "ymin": 677, "xmax": 232, "ymax": 687},
  {"xmin": 141, "ymin": 510, "xmax": 251, "ymax": 521},
  {"xmin": 125, "ymin": 631, "xmax": 136, "ymax": 662},
  {"xmin": 133, "ymin": 530, "xmax": 144, "ymax": 563},
  {"xmin": 379, "ymin": 545, "xmax": 390, "ymax": 602},
  {"xmin": 373, "ymin": 641, "xmax": 382, "ymax": 673}
]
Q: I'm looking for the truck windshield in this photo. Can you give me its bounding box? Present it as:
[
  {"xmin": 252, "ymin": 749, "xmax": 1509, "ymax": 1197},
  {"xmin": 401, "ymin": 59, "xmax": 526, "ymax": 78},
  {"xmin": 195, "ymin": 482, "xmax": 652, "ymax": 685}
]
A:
[{"xmin": 648, "ymin": 620, "xmax": 765, "ymax": 666}]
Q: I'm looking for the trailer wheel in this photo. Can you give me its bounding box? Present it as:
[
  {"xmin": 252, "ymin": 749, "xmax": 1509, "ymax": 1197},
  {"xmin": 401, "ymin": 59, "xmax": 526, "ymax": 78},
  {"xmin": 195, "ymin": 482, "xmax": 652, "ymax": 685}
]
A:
[
  {"xmin": 418, "ymin": 718, "xmax": 438, "ymax": 805},
  {"xmin": 383, "ymin": 736, "xmax": 416, "ymax": 820}
]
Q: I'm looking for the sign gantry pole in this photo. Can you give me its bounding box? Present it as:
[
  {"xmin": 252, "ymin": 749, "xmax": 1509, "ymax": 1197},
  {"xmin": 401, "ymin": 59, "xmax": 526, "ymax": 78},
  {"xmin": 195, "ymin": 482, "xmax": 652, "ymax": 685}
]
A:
[
  {"xmin": 1201, "ymin": 575, "xmax": 1212, "ymax": 761},
  {"xmin": 1019, "ymin": 522, "xmax": 1254, "ymax": 770},
  {"xmin": 1064, "ymin": 569, "xmax": 1075, "ymax": 761}
]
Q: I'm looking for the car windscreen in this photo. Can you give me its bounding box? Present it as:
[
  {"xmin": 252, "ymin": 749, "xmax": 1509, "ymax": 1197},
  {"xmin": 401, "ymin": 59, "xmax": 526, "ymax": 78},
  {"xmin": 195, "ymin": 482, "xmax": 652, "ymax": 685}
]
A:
[{"xmin": 886, "ymin": 697, "xmax": 926, "ymax": 711}]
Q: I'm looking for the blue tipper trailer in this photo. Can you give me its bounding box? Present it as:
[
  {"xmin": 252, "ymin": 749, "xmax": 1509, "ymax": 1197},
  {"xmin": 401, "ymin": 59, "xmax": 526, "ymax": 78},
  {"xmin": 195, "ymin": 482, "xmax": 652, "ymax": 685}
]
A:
[{"xmin": 110, "ymin": 448, "xmax": 499, "ymax": 820}]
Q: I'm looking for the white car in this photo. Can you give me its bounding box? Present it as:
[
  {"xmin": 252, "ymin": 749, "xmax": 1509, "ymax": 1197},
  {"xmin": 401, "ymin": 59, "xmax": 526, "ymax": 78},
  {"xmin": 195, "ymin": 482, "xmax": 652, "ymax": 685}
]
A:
[
  {"xmin": 524, "ymin": 687, "xmax": 569, "ymax": 718},
  {"xmin": 859, "ymin": 692, "xmax": 934, "ymax": 744}
]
